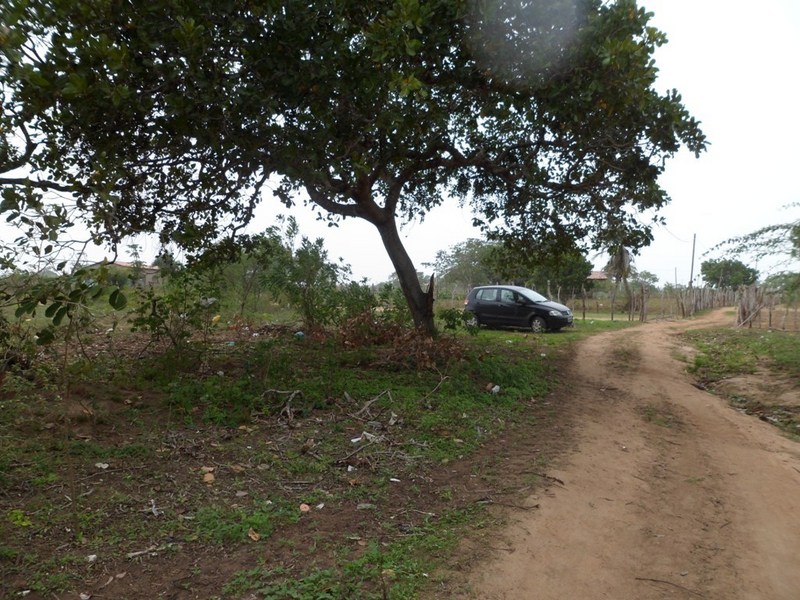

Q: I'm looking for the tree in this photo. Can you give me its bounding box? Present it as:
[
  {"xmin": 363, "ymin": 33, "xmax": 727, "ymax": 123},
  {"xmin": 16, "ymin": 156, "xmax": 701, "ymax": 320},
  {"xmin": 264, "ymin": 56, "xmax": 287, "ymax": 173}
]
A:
[
  {"xmin": 700, "ymin": 258, "xmax": 758, "ymax": 288},
  {"xmin": 265, "ymin": 218, "xmax": 350, "ymax": 330},
  {"xmin": 527, "ymin": 250, "xmax": 593, "ymax": 297},
  {"xmin": 428, "ymin": 238, "xmax": 502, "ymax": 292},
  {"xmin": 709, "ymin": 204, "xmax": 799, "ymax": 285},
  {"xmin": 711, "ymin": 204, "xmax": 799, "ymax": 265},
  {"xmin": 631, "ymin": 270, "xmax": 659, "ymax": 290},
  {"xmin": 1, "ymin": 0, "xmax": 706, "ymax": 334},
  {"xmin": 604, "ymin": 245, "xmax": 634, "ymax": 319}
]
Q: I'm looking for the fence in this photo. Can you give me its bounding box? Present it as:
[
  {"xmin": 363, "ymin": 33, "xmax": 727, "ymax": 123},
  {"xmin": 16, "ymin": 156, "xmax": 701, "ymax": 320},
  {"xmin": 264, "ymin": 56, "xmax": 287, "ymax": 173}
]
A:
[
  {"xmin": 435, "ymin": 282, "xmax": 799, "ymax": 331},
  {"xmin": 565, "ymin": 285, "xmax": 797, "ymax": 331}
]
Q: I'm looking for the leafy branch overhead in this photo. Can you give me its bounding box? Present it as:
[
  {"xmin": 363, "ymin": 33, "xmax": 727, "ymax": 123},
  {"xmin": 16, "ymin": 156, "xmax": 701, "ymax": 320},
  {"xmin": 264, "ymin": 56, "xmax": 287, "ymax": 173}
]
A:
[
  {"xmin": 1, "ymin": 0, "xmax": 706, "ymax": 333},
  {"xmin": 709, "ymin": 203, "xmax": 800, "ymax": 270}
]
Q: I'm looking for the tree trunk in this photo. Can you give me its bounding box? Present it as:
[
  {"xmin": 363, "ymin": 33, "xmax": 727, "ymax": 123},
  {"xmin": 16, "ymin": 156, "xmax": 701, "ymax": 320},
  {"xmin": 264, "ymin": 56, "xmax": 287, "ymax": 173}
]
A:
[
  {"xmin": 375, "ymin": 219, "xmax": 436, "ymax": 334},
  {"xmin": 610, "ymin": 283, "xmax": 617, "ymax": 321}
]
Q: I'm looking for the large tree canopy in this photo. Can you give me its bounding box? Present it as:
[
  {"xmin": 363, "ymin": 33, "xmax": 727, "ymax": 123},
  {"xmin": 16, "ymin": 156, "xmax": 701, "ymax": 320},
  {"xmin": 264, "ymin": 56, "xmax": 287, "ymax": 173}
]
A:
[
  {"xmin": 700, "ymin": 258, "xmax": 758, "ymax": 289},
  {"xmin": 0, "ymin": 0, "xmax": 705, "ymax": 332}
]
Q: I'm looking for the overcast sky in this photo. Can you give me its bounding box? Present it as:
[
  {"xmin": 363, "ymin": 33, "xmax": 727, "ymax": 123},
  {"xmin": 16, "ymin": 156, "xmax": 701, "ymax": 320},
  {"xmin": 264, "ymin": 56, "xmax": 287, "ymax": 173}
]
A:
[{"xmin": 242, "ymin": 0, "xmax": 799, "ymax": 286}]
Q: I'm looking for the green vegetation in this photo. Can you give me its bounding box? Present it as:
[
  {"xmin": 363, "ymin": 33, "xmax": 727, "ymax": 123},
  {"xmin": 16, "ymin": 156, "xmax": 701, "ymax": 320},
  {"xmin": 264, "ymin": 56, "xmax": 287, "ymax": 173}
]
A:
[
  {"xmin": 684, "ymin": 327, "xmax": 800, "ymax": 436},
  {"xmin": 700, "ymin": 258, "xmax": 758, "ymax": 288},
  {"xmin": 2, "ymin": 0, "xmax": 705, "ymax": 333},
  {"xmin": 0, "ymin": 308, "xmax": 626, "ymax": 598},
  {"xmin": 684, "ymin": 328, "xmax": 800, "ymax": 383}
]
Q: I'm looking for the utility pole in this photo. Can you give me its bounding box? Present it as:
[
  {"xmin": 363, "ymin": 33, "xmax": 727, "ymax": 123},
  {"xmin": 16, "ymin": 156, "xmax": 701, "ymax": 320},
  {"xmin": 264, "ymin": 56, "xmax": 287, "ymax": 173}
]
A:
[{"xmin": 688, "ymin": 233, "xmax": 696, "ymax": 288}]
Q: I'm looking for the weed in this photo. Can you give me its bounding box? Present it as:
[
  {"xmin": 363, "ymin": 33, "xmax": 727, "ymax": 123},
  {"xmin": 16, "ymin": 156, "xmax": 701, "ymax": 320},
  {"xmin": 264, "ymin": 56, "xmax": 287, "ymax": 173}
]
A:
[
  {"xmin": 223, "ymin": 504, "xmax": 484, "ymax": 598},
  {"xmin": 640, "ymin": 403, "xmax": 677, "ymax": 428},
  {"xmin": 167, "ymin": 375, "xmax": 261, "ymax": 426},
  {"xmin": 682, "ymin": 328, "xmax": 800, "ymax": 382},
  {"xmin": 193, "ymin": 499, "xmax": 298, "ymax": 544},
  {"xmin": 7, "ymin": 508, "xmax": 32, "ymax": 528},
  {"xmin": 609, "ymin": 341, "xmax": 640, "ymax": 368}
]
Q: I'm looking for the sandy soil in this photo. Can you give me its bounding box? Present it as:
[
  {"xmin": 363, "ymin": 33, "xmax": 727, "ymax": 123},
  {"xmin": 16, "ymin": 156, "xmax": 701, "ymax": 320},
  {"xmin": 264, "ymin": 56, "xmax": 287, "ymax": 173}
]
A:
[{"xmin": 465, "ymin": 309, "xmax": 800, "ymax": 600}]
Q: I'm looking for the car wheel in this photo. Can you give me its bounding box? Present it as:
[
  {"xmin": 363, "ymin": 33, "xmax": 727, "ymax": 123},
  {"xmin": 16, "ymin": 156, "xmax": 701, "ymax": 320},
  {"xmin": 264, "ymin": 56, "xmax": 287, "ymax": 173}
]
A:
[{"xmin": 530, "ymin": 316, "xmax": 547, "ymax": 333}]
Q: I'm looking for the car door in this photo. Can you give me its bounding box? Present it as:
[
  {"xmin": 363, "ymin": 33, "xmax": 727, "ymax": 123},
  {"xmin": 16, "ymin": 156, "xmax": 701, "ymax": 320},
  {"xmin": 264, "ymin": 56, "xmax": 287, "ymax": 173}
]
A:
[
  {"xmin": 473, "ymin": 288, "xmax": 500, "ymax": 324},
  {"xmin": 494, "ymin": 288, "xmax": 520, "ymax": 326},
  {"xmin": 509, "ymin": 290, "xmax": 534, "ymax": 326}
]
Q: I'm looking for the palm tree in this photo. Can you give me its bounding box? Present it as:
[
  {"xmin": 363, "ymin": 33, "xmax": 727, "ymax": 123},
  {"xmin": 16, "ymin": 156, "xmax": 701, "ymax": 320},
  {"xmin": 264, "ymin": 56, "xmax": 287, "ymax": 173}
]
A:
[{"xmin": 604, "ymin": 246, "xmax": 634, "ymax": 321}]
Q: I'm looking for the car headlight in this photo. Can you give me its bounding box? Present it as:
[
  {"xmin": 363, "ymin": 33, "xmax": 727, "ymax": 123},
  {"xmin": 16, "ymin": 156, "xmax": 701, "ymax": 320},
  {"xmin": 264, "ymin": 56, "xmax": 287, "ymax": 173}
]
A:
[{"xmin": 548, "ymin": 310, "xmax": 561, "ymax": 316}]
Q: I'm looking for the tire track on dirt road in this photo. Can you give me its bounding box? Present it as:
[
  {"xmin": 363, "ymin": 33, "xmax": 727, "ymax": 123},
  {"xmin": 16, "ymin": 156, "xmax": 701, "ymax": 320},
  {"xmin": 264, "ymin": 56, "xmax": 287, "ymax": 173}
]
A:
[{"xmin": 464, "ymin": 310, "xmax": 800, "ymax": 600}]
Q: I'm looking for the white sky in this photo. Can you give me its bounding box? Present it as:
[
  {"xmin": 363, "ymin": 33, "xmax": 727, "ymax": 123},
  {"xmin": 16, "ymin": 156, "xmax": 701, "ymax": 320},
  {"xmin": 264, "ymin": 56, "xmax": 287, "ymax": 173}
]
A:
[{"xmin": 241, "ymin": 0, "xmax": 800, "ymax": 286}]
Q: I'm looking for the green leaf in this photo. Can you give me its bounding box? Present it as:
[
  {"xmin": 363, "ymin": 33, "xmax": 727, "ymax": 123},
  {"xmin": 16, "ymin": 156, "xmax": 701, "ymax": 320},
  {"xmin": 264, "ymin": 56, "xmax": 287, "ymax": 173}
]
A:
[
  {"xmin": 53, "ymin": 305, "xmax": 70, "ymax": 327},
  {"xmin": 14, "ymin": 300, "xmax": 36, "ymax": 318},
  {"xmin": 109, "ymin": 288, "xmax": 128, "ymax": 310},
  {"xmin": 36, "ymin": 328, "xmax": 55, "ymax": 345},
  {"xmin": 44, "ymin": 302, "xmax": 62, "ymax": 318}
]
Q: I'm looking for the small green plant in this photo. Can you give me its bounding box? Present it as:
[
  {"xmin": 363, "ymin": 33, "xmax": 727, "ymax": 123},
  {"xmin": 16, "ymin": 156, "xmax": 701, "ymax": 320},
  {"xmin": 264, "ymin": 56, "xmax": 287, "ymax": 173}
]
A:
[
  {"xmin": 224, "ymin": 566, "xmax": 363, "ymax": 599},
  {"xmin": 193, "ymin": 499, "xmax": 298, "ymax": 544},
  {"xmin": 130, "ymin": 266, "xmax": 223, "ymax": 348},
  {"xmin": 7, "ymin": 508, "xmax": 32, "ymax": 527},
  {"xmin": 640, "ymin": 403, "xmax": 676, "ymax": 428},
  {"xmin": 167, "ymin": 375, "xmax": 261, "ymax": 426},
  {"xmin": 683, "ymin": 328, "xmax": 800, "ymax": 435}
]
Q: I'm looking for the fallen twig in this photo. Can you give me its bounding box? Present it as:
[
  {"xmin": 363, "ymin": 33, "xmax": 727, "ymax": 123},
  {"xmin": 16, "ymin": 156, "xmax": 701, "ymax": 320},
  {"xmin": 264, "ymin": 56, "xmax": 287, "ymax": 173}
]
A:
[
  {"xmin": 126, "ymin": 542, "xmax": 177, "ymax": 559},
  {"xmin": 126, "ymin": 545, "xmax": 157, "ymax": 559},
  {"xmin": 475, "ymin": 497, "xmax": 539, "ymax": 510},
  {"xmin": 487, "ymin": 545, "xmax": 515, "ymax": 553},
  {"xmin": 351, "ymin": 390, "xmax": 392, "ymax": 419},
  {"xmin": 336, "ymin": 441, "xmax": 374, "ymax": 465},
  {"xmin": 421, "ymin": 370, "xmax": 449, "ymax": 409},
  {"xmin": 519, "ymin": 472, "xmax": 565, "ymax": 486},
  {"xmin": 635, "ymin": 577, "xmax": 705, "ymax": 597}
]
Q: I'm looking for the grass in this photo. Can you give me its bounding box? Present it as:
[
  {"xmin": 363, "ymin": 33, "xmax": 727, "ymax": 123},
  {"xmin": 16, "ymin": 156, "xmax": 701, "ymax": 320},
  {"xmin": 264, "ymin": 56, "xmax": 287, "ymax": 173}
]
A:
[
  {"xmin": 683, "ymin": 327, "xmax": 800, "ymax": 437},
  {"xmin": 684, "ymin": 328, "xmax": 800, "ymax": 383},
  {"xmin": 193, "ymin": 498, "xmax": 300, "ymax": 544},
  {"xmin": 1, "ymin": 317, "xmax": 600, "ymax": 598},
  {"xmin": 640, "ymin": 402, "xmax": 679, "ymax": 429}
]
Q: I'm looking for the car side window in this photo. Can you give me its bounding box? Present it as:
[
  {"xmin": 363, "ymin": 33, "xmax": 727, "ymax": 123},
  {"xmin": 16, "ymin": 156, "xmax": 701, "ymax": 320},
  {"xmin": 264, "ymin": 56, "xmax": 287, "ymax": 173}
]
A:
[
  {"xmin": 500, "ymin": 289, "xmax": 514, "ymax": 303},
  {"xmin": 477, "ymin": 289, "xmax": 497, "ymax": 301}
]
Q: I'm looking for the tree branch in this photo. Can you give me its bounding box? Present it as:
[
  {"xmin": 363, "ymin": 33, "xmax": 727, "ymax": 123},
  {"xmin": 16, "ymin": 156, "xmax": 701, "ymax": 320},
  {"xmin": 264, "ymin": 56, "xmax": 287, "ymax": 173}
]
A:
[{"xmin": 0, "ymin": 177, "xmax": 77, "ymax": 193}]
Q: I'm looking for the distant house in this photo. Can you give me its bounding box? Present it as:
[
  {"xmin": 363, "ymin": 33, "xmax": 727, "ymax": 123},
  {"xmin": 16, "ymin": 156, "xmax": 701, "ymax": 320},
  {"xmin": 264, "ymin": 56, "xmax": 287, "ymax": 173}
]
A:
[
  {"xmin": 86, "ymin": 261, "xmax": 161, "ymax": 287},
  {"xmin": 587, "ymin": 270, "xmax": 608, "ymax": 282}
]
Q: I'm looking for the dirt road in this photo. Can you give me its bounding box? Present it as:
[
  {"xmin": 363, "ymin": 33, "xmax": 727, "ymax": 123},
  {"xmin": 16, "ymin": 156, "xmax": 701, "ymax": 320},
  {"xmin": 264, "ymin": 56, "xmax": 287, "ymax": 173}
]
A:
[{"xmin": 466, "ymin": 309, "xmax": 800, "ymax": 599}]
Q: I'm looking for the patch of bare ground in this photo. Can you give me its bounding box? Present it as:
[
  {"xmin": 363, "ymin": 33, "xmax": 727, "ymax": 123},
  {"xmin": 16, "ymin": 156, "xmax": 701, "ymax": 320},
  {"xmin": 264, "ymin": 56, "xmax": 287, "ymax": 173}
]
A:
[
  {"xmin": 713, "ymin": 371, "xmax": 800, "ymax": 408},
  {"xmin": 454, "ymin": 308, "xmax": 800, "ymax": 600}
]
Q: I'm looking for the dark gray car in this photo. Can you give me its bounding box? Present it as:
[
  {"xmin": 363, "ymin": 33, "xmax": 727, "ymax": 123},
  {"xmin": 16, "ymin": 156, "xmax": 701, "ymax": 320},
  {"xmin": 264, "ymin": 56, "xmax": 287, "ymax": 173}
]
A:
[{"xmin": 463, "ymin": 285, "xmax": 573, "ymax": 333}]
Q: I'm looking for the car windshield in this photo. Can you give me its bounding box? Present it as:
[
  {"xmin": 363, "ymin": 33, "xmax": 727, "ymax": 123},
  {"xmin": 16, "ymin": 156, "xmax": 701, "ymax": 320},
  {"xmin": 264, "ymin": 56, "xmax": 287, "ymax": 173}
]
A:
[{"xmin": 518, "ymin": 288, "xmax": 548, "ymax": 303}]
